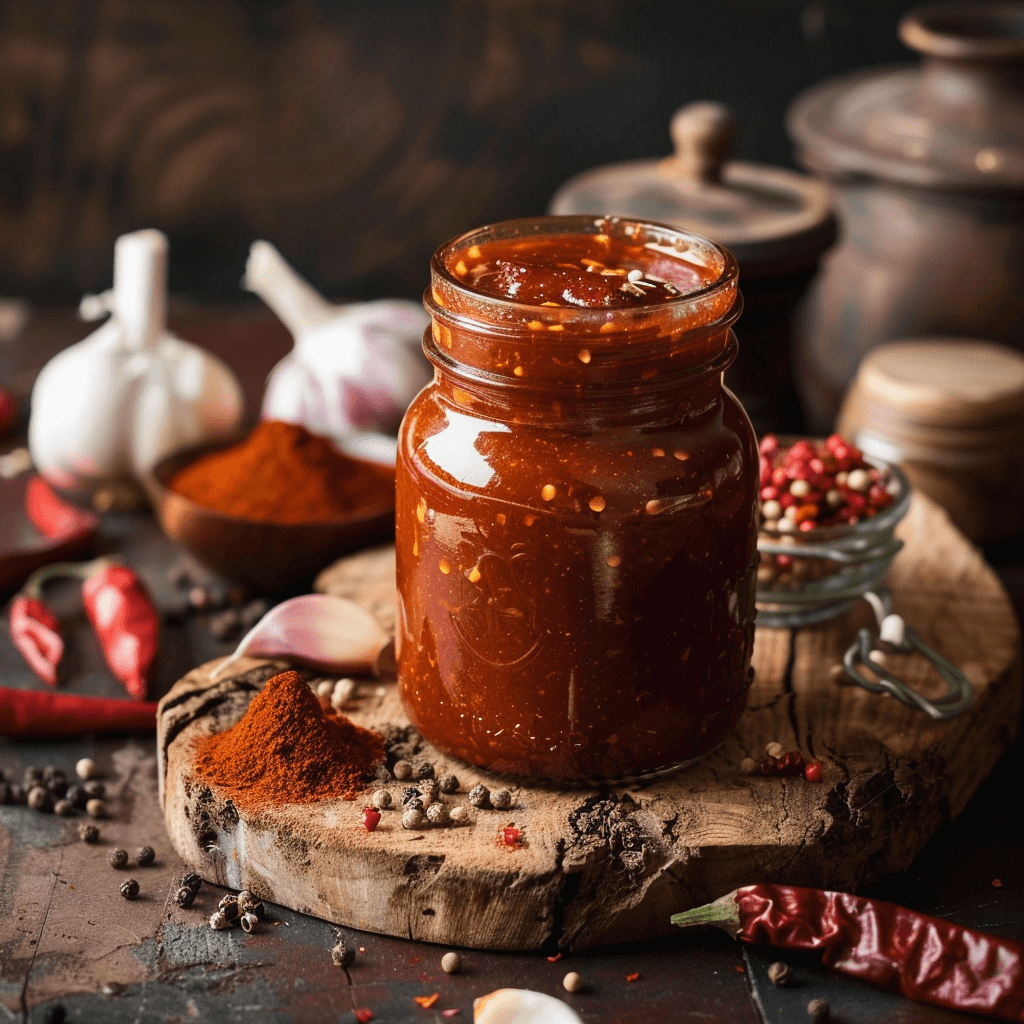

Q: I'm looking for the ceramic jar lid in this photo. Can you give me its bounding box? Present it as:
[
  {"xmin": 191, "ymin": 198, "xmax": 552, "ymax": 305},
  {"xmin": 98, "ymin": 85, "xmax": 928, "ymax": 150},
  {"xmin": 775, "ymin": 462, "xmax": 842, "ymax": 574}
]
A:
[
  {"xmin": 548, "ymin": 101, "xmax": 834, "ymax": 279},
  {"xmin": 850, "ymin": 338, "xmax": 1024, "ymax": 431},
  {"xmin": 789, "ymin": 3, "xmax": 1024, "ymax": 190}
]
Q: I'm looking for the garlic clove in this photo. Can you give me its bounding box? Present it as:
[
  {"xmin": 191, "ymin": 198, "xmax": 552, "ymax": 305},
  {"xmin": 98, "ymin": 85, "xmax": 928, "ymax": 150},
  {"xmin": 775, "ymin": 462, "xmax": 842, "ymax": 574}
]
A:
[
  {"xmin": 211, "ymin": 594, "xmax": 389, "ymax": 680},
  {"xmin": 473, "ymin": 989, "xmax": 583, "ymax": 1024}
]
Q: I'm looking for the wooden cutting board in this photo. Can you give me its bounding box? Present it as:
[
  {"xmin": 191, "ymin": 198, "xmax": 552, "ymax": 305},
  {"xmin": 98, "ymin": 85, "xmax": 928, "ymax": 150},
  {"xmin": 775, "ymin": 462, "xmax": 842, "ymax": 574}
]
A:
[{"xmin": 158, "ymin": 493, "xmax": 1021, "ymax": 951}]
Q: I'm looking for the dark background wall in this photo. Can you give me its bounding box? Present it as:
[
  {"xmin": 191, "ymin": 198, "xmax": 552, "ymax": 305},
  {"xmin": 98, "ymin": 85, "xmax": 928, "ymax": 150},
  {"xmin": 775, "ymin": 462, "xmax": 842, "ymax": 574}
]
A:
[{"xmin": 0, "ymin": 0, "xmax": 921, "ymax": 302}]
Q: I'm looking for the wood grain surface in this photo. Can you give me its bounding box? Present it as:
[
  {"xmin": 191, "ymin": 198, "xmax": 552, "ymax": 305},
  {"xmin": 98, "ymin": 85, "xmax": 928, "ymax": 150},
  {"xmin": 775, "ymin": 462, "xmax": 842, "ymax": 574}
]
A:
[{"xmin": 158, "ymin": 492, "xmax": 1021, "ymax": 951}]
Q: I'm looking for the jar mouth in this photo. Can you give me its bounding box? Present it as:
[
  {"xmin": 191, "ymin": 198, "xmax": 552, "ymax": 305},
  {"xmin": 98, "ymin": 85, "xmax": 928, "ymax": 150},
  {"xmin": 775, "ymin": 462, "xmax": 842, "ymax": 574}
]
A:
[
  {"xmin": 429, "ymin": 214, "xmax": 738, "ymax": 325},
  {"xmin": 899, "ymin": 3, "xmax": 1024, "ymax": 60}
]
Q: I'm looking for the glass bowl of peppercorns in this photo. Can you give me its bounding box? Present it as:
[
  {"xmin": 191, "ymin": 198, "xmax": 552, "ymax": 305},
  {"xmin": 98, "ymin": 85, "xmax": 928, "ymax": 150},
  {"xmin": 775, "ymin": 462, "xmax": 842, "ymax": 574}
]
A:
[{"xmin": 755, "ymin": 434, "xmax": 911, "ymax": 627}]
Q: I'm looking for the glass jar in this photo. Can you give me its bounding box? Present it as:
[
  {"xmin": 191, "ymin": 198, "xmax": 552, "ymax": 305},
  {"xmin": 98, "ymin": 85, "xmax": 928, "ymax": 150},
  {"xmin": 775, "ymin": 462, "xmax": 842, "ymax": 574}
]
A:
[{"xmin": 396, "ymin": 216, "xmax": 758, "ymax": 781}]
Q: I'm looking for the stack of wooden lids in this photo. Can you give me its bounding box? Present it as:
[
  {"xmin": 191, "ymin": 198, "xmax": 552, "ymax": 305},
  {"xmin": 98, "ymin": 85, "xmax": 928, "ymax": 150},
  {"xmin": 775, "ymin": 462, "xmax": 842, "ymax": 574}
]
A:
[{"xmin": 838, "ymin": 339, "xmax": 1024, "ymax": 543}]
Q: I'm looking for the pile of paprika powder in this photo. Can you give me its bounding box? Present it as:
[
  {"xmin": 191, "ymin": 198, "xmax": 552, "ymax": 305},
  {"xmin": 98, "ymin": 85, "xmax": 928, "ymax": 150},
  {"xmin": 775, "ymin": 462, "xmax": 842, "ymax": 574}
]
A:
[
  {"xmin": 192, "ymin": 670, "xmax": 384, "ymax": 811},
  {"xmin": 169, "ymin": 420, "xmax": 394, "ymax": 524}
]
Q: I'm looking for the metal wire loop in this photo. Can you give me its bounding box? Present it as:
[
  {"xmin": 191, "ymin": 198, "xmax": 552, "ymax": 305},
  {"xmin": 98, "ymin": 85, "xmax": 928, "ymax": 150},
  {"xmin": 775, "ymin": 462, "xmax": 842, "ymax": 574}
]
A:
[{"xmin": 841, "ymin": 592, "xmax": 974, "ymax": 720}]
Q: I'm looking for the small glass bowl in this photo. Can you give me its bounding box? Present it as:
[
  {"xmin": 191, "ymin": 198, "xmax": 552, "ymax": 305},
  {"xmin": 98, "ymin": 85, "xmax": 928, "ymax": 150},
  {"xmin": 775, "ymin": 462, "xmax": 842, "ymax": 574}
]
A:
[{"xmin": 756, "ymin": 456, "xmax": 911, "ymax": 628}]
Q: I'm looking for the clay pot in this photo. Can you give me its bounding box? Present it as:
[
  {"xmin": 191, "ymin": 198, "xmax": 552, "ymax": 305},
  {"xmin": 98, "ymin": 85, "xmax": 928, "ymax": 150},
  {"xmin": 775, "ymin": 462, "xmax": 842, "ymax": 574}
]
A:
[
  {"xmin": 788, "ymin": 3, "xmax": 1024, "ymax": 430},
  {"xmin": 549, "ymin": 101, "xmax": 834, "ymax": 434}
]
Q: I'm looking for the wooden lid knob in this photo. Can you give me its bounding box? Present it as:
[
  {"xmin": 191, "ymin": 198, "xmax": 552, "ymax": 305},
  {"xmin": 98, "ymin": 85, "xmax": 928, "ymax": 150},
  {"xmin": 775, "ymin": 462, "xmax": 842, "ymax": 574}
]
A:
[{"xmin": 669, "ymin": 101, "xmax": 737, "ymax": 183}]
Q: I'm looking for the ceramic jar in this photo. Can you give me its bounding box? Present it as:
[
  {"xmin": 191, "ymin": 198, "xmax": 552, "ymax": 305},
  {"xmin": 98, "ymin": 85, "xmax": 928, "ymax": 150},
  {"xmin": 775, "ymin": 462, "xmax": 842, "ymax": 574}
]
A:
[{"xmin": 788, "ymin": 3, "xmax": 1024, "ymax": 430}]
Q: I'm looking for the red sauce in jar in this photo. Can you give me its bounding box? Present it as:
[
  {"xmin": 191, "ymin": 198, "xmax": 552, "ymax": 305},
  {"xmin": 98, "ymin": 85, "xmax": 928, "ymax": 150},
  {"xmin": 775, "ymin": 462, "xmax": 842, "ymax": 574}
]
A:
[{"xmin": 396, "ymin": 217, "xmax": 757, "ymax": 780}]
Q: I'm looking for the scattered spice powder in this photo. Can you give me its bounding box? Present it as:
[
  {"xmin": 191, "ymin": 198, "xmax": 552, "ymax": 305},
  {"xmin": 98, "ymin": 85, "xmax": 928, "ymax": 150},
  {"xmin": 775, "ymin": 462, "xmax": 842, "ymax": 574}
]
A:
[
  {"xmin": 170, "ymin": 420, "xmax": 394, "ymax": 524},
  {"xmin": 192, "ymin": 671, "xmax": 384, "ymax": 811}
]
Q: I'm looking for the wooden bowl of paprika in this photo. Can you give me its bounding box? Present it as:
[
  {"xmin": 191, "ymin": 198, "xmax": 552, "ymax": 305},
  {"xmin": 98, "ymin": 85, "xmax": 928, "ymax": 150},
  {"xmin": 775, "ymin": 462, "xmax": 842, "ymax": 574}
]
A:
[{"xmin": 144, "ymin": 422, "xmax": 396, "ymax": 594}]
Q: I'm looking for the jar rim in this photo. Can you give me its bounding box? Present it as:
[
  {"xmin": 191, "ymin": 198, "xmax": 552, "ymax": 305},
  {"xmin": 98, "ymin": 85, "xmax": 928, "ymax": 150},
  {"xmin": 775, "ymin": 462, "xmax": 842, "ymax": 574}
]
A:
[{"xmin": 429, "ymin": 214, "xmax": 739, "ymax": 323}]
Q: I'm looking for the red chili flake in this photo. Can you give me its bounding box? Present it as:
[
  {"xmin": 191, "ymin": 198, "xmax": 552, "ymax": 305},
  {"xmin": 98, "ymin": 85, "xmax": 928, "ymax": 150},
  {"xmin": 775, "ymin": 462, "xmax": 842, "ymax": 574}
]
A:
[
  {"xmin": 363, "ymin": 807, "xmax": 381, "ymax": 832},
  {"xmin": 408, "ymin": 956, "xmax": 423, "ymax": 965},
  {"xmin": 804, "ymin": 761, "xmax": 823, "ymax": 783},
  {"xmin": 992, "ymin": 879, "xmax": 1003, "ymax": 888},
  {"xmin": 734, "ymin": 964, "xmax": 745, "ymax": 973},
  {"xmin": 546, "ymin": 953, "xmax": 563, "ymax": 963},
  {"xmin": 625, "ymin": 971, "xmax": 640, "ymax": 983},
  {"xmin": 499, "ymin": 826, "xmax": 525, "ymax": 849},
  {"xmin": 414, "ymin": 993, "xmax": 440, "ymax": 1009},
  {"xmin": 355, "ymin": 1010, "xmax": 374, "ymax": 1023},
  {"xmin": 442, "ymin": 1011, "xmax": 461, "ymax": 1019}
]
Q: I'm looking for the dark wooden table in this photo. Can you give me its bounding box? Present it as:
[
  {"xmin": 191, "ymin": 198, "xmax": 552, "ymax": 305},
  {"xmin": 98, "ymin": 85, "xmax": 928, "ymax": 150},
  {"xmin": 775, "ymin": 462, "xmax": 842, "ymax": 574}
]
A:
[{"xmin": 1, "ymin": 307, "xmax": 1021, "ymax": 1023}]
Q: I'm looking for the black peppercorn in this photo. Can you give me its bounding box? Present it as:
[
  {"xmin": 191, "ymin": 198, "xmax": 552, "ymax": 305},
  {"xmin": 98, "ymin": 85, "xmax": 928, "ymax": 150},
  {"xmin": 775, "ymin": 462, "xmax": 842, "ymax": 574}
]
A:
[
  {"xmin": 331, "ymin": 939, "xmax": 355, "ymax": 967},
  {"xmin": 180, "ymin": 871, "xmax": 203, "ymax": 893},
  {"xmin": 24, "ymin": 767, "xmax": 44, "ymax": 788},
  {"xmin": 468, "ymin": 784, "xmax": 491, "ymax": 809},
  {"xmin": 374, "ymin": 764, "xmax": 393, "ymax": 782},
  {"xmin": 46, "ymin": 776, "xmax": 69, "ymax": 799},
  {"xmin": 173, "ymin": 886, "xmax": 196, "ymax": 909},
  {"xmin": 119, "ymin": 878, "xmax": 140, "ymax": 900},
  {"xmin": 79, "ymin": 823, "xmax": 99, "ymax": 843},
  {"xmin": 109, "ymin": 848, "xmax": 129, "ymax": 869},
  {"xmin": 65, "ymin": 784, "xmax": 87, "ymax": 809},
  {"xmin": 43, "ymin": 766, "xmax": 65, "ymax": 784},
  {"xmin": 83, "ymin": 780, "xmax": 105, "ymax": 799},
  {"xmin": 9, "ymin": 784, "xmax": 24, "ymax": 805},
  {"xmin": 136, "ymin": 846, "xmax": 155, "ymax": 867},
  {"xmin": 414, "ymin": 762, "xmax": 435, "ymax": 780},
  {"xmin": 53, "ymin": 799, "xmax": 75, "ymax": 817},
  {"xmin": 0, "ymin": 782, "xmax": 11, "ymax": 805},
  {"xmin": 438, "ymin": 773, "xmax": 460, "ymax": 794}
]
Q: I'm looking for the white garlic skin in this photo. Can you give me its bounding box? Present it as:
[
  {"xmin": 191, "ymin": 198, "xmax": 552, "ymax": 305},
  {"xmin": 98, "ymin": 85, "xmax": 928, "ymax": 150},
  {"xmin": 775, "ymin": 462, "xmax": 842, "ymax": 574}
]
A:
[{"xmin": 473, "ymin": 988, "xmax": 583, "ymax": 1024}]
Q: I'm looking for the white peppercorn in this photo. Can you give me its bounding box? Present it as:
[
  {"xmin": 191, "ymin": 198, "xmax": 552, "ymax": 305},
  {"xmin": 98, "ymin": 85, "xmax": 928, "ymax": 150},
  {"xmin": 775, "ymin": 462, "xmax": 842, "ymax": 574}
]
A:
[
  {"xmin": 315, "ymin": 680, "xmax": 334, "ymax": 708},
  {"xmin": 27, "ymin": 786, "xmax": 51, "ymax": 811},
  {"xmin": 331, "ymin": 940, "xmax": 355, "ymax": 966},
  {"xmin": 53, "ymin": 798, "xmax": 74, "ymax": 816},
  {"xmin": 426, "ymin": 803, "xmax": 450, "ymax": 825},
  {"xmin": 86, "ymin": 798, "xmax": 106, "ymax": 818},
  {"xmin": 331, "ymin": 678, "xmax": 357, "ymax": 709},
  {"xmin": 393, "ymin": 760, "xmax": 412, "ymax": 780},
  {"xmin": 402, "ymin": 808, "xmax": 425, "ymax": 830},
  {"xmin": 240, "ymin": 912, "xmax": 259, "ymax": 934},
  {"xmin": 209, "ymin": 910, "xmax": 232, "ymax": 930},
  {"xmin": 420, "ymin": 777, "xmax": 440, "ymax": 801},
  {"xmin": 441, "ymin": 951, "xmax": 461, "ymax": 974},
  {"xmin": 449, "ymin": 805, "xmax": 471, "ymax": 824},
  {"xmin": 371, "ymin": 789, "xmax": 393, "ymax": 810},
  {"xmin": 563, "ymin": 971, "xmax": 583, "ymax": 993},
  {"xmin": 75, "ymin": 757, "xmax": 97, "ymax": 781}
]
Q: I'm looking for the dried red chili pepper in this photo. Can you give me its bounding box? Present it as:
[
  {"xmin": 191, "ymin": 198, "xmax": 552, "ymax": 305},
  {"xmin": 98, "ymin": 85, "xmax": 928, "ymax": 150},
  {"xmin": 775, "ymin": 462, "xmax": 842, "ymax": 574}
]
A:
[
  {"xmin": 81, "ymin": 563, "xmax": 158, "ymax": 699},
  {"xmin": 9, "ymin": 595, "xmax": 64, "ymax": 685},
  {"xmin": 24, "ymin": 476, "xmax": 99, "ymax": 540},
  {"xmin": 0, "ymin": 685, "xmax": 158, "ymax": 736},
  {"xmin": 672, "ymin": 884, "xmax": 1024, "ymax": 1021}
]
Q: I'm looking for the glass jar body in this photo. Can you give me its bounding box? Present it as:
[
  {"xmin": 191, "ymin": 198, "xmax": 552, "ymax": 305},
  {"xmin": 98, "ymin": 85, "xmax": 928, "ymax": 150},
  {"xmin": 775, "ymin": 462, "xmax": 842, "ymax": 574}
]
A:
[{"xmin": 395, "ymin": 217, "xmax": 759, "ymax": 781}]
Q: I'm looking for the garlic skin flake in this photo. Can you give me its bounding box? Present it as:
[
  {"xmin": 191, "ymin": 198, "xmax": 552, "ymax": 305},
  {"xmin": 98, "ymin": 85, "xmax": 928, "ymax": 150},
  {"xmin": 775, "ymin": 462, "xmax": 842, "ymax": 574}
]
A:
[
  {"xmin": 474, "ymin": 988, "xmax": 583, "ymax": 1024},
  {"xmin": 212, "ymin": 594, "xmax": 389, "ymax": 680},
  {"xmin": 29, "ymin": 230, "xmax": 243, "ymax": 492},
  {"xmin": 245, "ymin": 240, "xmax": 431, "ymax": 440}
]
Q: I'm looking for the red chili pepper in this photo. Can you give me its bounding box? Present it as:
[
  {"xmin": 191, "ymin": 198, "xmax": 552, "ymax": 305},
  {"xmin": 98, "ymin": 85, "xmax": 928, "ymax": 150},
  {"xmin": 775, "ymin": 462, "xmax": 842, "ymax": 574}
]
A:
[
  {"xmin": 81, "ymin": 563, "xmax": 158, "ymax": 699},
  {"xmin": 24, "ymin": 476, "xmax": 99, "ymax": 540},
  {"xmin": 0, "ymin": 386, "xmax": 16, "ymax": 437},
  {"xmin": 18, "ymin": 558, "xmax": 158, "ymax": 700},
  {"xmin": 9, "ymin": 595, "xmax": 64, "ymax": 685},
  {"xmin": 0, "ymin": 685, "xmax": 158, "ymax": 736},
  {"xmin": 672, "ymin": 884, "xmax": 1024, "ymax": 1020}
]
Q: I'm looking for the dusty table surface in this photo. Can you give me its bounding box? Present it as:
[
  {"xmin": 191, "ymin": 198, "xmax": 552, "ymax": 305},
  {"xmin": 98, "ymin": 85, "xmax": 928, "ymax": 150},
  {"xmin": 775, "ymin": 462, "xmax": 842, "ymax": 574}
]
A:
[{"xmin": 2, "ymin": 307, "xmax": 1023, "ymax": 1023}]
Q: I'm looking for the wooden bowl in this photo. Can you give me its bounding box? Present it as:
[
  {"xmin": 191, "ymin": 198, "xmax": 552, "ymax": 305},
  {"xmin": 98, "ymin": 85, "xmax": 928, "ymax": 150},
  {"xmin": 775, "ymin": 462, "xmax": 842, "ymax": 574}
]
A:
[{"xmin": 145, "ymin": 443, "xmax": 395, "ymax": 594}]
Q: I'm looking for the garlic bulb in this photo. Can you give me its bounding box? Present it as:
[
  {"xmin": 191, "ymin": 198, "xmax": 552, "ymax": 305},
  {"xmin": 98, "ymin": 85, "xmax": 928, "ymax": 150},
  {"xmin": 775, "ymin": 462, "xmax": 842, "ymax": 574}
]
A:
[
  {"xmin": 245, "ymin": 240, "xmax": 431, "ymax": 440},
  {"xmin": 28, "ymin": 230, "xmax": 243, "ymax": 493},
  {"xmin": 474, "ymin": 989, "xmax": 583, "ymax": 1024}
]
